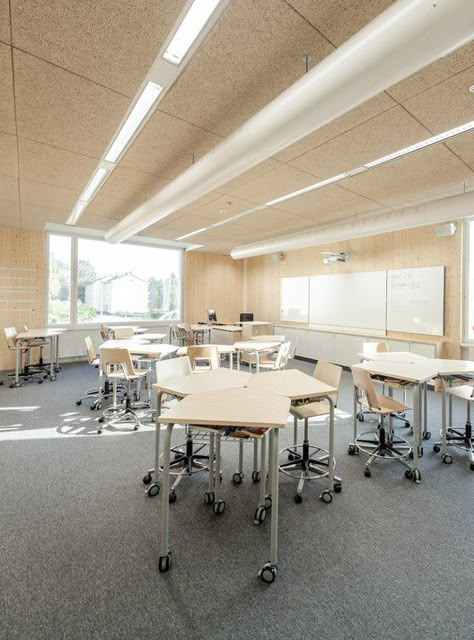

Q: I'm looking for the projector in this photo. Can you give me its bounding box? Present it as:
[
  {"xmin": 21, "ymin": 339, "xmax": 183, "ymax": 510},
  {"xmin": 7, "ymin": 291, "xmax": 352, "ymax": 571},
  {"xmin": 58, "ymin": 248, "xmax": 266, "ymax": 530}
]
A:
[
  {"xmin": 435, "ymin": 223, "xmax": 456, "ymax": 237},
  {"xmin": 321, "ymin": 251, "xmax": 352, "ymax": 264}
]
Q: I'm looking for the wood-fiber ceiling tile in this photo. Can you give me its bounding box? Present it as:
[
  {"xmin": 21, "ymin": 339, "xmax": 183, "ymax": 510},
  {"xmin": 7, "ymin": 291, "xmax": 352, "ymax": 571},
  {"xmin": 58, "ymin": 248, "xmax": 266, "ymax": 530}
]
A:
[
  {"xmin": 78, "ymin": 214, "xmax": 118, "ymax": 232},
  {"xmin": 18, "ymin": 138, "xmax": 97, "ymax": 191},
  {"xmin": 218, "ymin": 158, "xmax": 283, "ymax": 193},
  {"xmin": 0, "ymin": 189, "xmax": 20, "ymax": 228},
  {"xmin": 173, "ymin": 190, "xmax": 224, "ymax": 216},
  {"xmin": 272, "ymin": 183, "xmax": 381, "ymax": 219},
  {"xmin": 98, "ymin": 166, "xmax": 170, "ymax": 207},
  {"xmin": 229, "ymin": 164, "xmax": 319, "ymax": 204},
  {"xmin": 20, "ymin": 179, "xmax": 79, "ymax": 210},
  {"xmin": 339, "ymin": 145, "xmax": 474, "ymax": 206},
  {"xmin": 20, "ymin": 203, "xmax": 68, "ymax": 229},
  {"xmin": 0, "ymin": 132, "xmax": 18, "ymax": 178},
  {"xmin": 10, "ymin": 0, "xmax": 185, "ymax": 97},
  {"xmin": 286, "ymin": 0, "xmax": 394, "ymax": 46},
  {"xmin": 0, "ymin": 212, "xmax": 21, "ymax": 229},
  {"xmin": 445, "ymin": 131, "xmax": 474, "ymax": 172},
  {"xmin": 85, "ymin": 193, "xmax": 138, "ymax": 220},
  {"xmin": 402, "ymin": 65, "xmax": 474, "ymax": 134},
  {"xmin": 0, "ymin": 173, "xmax": 19, "ymax": 201},
  {"xmin": 121, "ymin": 109, "xmax": 223, "ymax": 179},
  {"xmin": 387, "ymin": 41, "xmax": 474, "ymax": 102},
  {"xmin": 183, "ymin": 195, "xmax": 261, "ymax": 222},
  {"xmin": 0, "ymin": 43, "xmax": 15, "ymax": 135},
  {"xmin": 14, "ymin": 49, "xmax": 131, "ymax": 158},
  {"xmin": 245, "ymin": 208, "xmax": 314, "ymax": 233},
  {"xmin": 144, "ymin": 225, "xmax": 186, "ymax": 241},
  {"xmin": 159, "ymin": 213, "xmax": 216, "ymax": 233},
  {"xmin": 274, "ymin": 92, "xmax": 396, "ymax": 163},
  {"xmin": 0, "ymin": 0, "xmax": 10, "ymax": 44},
  {"xmin": 289, "ymin": 106, "xmax": 431, "ymax": 178},
  {"xmin": 159, "ymin": 0, "xmax": 334, "ymax": 137}
]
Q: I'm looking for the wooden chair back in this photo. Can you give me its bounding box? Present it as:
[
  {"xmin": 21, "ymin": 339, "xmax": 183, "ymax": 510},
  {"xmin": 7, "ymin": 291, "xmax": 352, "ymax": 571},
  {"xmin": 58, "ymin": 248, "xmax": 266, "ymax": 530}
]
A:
[
  {"xmin": 363, "ymin": 341, "xmax": 389, "ymax": 354},
  {"xmin": 85, "ymin": 336, "xmax": 97, "ymax": 366},
  {"xmin": 314, "ymin": 360, "xmax": 342, "ymax": 405},
  {"xmin": 187, "ymin": 345, "xmax": 219, "ymax": 371},
  {"xmin": 113, "ymin": 326, "xmax": 134, "ymax": 339},
  {"xmin": 100, "ymin": 324, "xmax": 110, "ymax": 341},
  {"xmin": 101, "ymin": 347, "xmax": 135, "ymax": 378},
  {"xmin": 351, "ymin": 367, "xmax": 380, "ymax": 410}
]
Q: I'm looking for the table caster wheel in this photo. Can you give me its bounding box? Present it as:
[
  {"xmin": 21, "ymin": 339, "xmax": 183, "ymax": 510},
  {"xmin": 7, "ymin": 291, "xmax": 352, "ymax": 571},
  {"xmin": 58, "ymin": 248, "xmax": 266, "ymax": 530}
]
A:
[
  {"xmin": 320, "ymin": 489, "xmax": 332, "ymax": 504},
  {"xmin": 142, "ymin": 472, "xmax": 152, "ymax": 484},
  {"xmin": 12, "ymin": 382, "xmax": 22, "ymax": 388},
  {"xmin": 364, "ymin": 468, "xmax": 371, "ymax": 478},
  {"xmin": 408, "ymin": 451, "xmax": 414, "ymax": 459},
  {"xmin": 254, "ymin": 506, "xmax": 266, "ymax": 524},
  {"xmin": 404, "ymin": 469, "xmax": 413, "ymax": 480},
  {"xmin": 76, "ymin": 400, "xmax": 82, "ymax": 406},
  {"xmin": 348, "ymin": 444, "xmax": 357, "ymax": 456},
  {"xmin": 98, "ymin": 417, "xmax": 105, "ymax": 424},
  {"xmin": 169, "ymin": 491, "xmax": 177, "ymax": 503},
  {"xmin": 294, "ymin": 493, "xmax": 303, "ymax": 504},
  {"xmin": 251, "ymin": 471, "xmax": 261, "ymax": 483},
  {"xmin": 204, "ymin": 491, "xmax": 215, "ymax": 505},
  {"xmin": 404, "ymin": 421, "xmax": 411, "ymax": 428},
  {"xmin": 213, "ymin": 500, "xmax": 225, "ymax": 515},
  {"xmin": 259, "ymin": 563, "xmax": 276, "ymax": 583},
  {"xmin": 50, "ymin": 376, "xmax": 56, "ymax": 382},
  {"xmin": 470, "ymin": 462, "xmax": 474, "ymax": 471},
  {"xmin": 133, "ymin": 425, "xmax": 139, "ymax": 431},
  {"xmin": 433, "ymin": 444, "xmax": 440, "ymax": 453},
  {"xmin": 442, "ymin": 453, "xmax": 452, "ymax": 465},
  {"xmin": 334, "ymin": 483, "xmax": 342, "ymax": 494},
  {"xmin": 264, "ymin": 495, "xmax": 272, "ymax": 509},
  {"xmin": 423, "ymin": 431, "xmax": 431, "ymax": 440},
  {"xmin": 232, "ymin": 472, "xmax": 243, "ymax": 484},
  {"xmin": 357, "ymin": 412, "xmax": 364, "ymax": 422},
  {"xmin": 288, "ymin": 452, "xmax": 295, "ymax": 461},
  {"xmin": 146, "ymin": 482, "xmax": 160, "ymax": 497},
  {"xmin": 158, "ymin": 553, "xmax": 171, "ymax": 572},
  {"xmin": 418, "ymin": 447, "xmax": 424, "ymax": 458},
  {"xmin": 97, "ymin": 428, "xmax": 103, "ymax": 435},
  {"xmin": 413, "ymin": 469, "xmax": 421, "ymax": 483}
]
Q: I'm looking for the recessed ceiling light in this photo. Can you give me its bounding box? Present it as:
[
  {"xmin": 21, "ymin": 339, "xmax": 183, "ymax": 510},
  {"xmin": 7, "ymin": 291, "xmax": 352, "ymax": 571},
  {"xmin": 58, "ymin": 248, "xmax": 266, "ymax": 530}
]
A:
[
  {"xmin": 163, "ymin": 0, "xmax": 223, "ymax": 65},
  {"xmin": 66, "ymin": 201, "xmax": 88, "ymax": 226},
  {"xmin": 105, "ymin": 81, "xmax": 163, "ymax": 163},
  {"xmin": 264, "ymin": 173, "xmax": 350, "ymax": 207},
  {"xmin": 81, "ymin": 167, "xmax": 109, "ymax": 202},
  {"xmin": 176, "ymin": 227, "xmax": 208, "ymax": 240}
]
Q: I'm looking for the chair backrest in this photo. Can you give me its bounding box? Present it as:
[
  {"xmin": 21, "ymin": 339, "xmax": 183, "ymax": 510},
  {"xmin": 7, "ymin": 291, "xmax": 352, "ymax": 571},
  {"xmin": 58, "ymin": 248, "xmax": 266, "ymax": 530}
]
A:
[
  {"xmin": 274, "ymin": 341, "xmax": 291, "ymax": 370},
  {"xmin": 363, "ymin": 341, "xmax": 389, "ymax": 355},
  {"xmin": 156, "ymin": 356, "xmax": 192, "ymax": 383},
  {"xmin": 351, "ymin": 367, "xmax": 380, "ymax": 409},
  {"xmin": 100, "ymin": 324, "xmax": 110, "ymax": 341},
  {"xmin": 288, "ymin": 337, "xmax": 297, "ymax": 359},
  {"xmin": 4, "ymin": 327, "xmax": 18, "ymax": 351},
  {"xmin": 169, "ymin": 325, "xmax": 180, "ymax": 344},
  {"xmin": 314, "ymin": 360, "xmax": 342, "ymax": 405},
  {"xmin": 101, "ymin": 347, "xmax": 135, "ymax": 378},
  {"xmin": 85, "ymin": 336, "xmax": 97, "ymax": 365},
  {"xmin": 187, "ymin": 345, "xmax": 219, "ymax": 370},
  {"xmin": 113, "ymin": 326, "xmax": 134, "ymax": 339},
  {"xmin": 179, "ymin": 324, "xmax": 194, "ymax": 346}
]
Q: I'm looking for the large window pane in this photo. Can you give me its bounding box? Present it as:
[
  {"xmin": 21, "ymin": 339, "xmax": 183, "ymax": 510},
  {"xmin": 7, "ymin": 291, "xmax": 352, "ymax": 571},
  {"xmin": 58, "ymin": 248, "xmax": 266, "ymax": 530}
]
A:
[
  {"xmin": 467, "ymin": 219, "xmax": 474, "ymax": 341},
  {"xmin": 77, "ymin": 239, "xmax": 181, "ymax": 323},
  {"xmin": 48, "ymin": 234, "xmax": 72, "ymax": 324}
]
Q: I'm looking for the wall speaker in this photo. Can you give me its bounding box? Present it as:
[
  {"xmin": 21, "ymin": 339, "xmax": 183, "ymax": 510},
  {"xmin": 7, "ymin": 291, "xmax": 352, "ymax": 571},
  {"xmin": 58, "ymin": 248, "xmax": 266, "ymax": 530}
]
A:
[{"xmin": 435, "ymin": 223, "xmax": 456, "ymax": 237}]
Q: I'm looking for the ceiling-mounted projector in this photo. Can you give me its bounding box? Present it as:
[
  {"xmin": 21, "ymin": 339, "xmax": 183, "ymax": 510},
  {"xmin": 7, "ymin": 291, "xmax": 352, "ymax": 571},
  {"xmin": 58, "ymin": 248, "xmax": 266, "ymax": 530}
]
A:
[{"xmin": 321, "ymin": 251, "xmax": 352, "ymax": 265}]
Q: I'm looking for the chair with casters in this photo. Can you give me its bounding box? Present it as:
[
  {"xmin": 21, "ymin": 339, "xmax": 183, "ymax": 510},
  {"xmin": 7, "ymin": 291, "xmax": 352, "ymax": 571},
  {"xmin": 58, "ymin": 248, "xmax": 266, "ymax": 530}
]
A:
[
  {"xmin": 100, "ymin": 324, "xmax": 110, "ymax": 341},
  {"xmin": 75, "ymin": 336, "xmax": 121, "ymax": 410},
  {"xmin": 112, "ymin": 326, "xmax": 134, "ymax": 339},
  {"xmin": 187, "ymin": 345, "xmax": 219, "ymax": 372},
  {"xmin": 349, "ymin": 367, "xmax": 414, "ymax": 480},
  {"xmin": 280, "ymin": 360, "xmax": 343, "ymax": 503},
  {"xmin": 97, "ymin": 347, "xmax": 150, "ymax": 433},
  {"xmin": 433, "ymin": 384, "xmax": 474, "ymax": 469},
  {"xmin": 3, "ymin": 327, "xmax": 46, "ymax": 387}
]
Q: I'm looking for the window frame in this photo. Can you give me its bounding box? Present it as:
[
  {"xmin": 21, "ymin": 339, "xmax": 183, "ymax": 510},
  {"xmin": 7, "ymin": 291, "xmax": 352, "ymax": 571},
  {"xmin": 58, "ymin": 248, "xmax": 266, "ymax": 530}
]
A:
[{"xmin": 45, "ymin": 229, "xmax": 184, "ymax": 329}]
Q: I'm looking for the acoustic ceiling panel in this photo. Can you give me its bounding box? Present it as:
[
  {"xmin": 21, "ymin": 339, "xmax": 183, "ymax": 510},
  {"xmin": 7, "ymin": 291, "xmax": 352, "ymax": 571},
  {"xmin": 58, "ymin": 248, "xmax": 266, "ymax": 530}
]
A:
[
  {"xmin": 228, "ymin": 164, "xmax": 320, "ymax": 204},
  {"xmin": 10, "ymin": 0, "xmax": 185, "ymax": 97},
  {"xmin": 289, "ymin": 106, "xmax": 431, "ymax": 179},
  {"xmin": 0, "ymin": 132, "xmax": 18, "ymax": 178},
  {"xmin": 159, "ymin": 0, "xmax": 334, "ymax": 137},
  {"xmin": 98, "ymin": 166, "xmax": 170, "ymax": 208},
  {"xmin": 0, "ymin": 174, "xmax": 19, "ymax": 202},
  {"xmin": 446, "ymin": 131, "xmax": 474, "ymax": 171},
  {"xmin": 20, "ymin": 179, "xmax": 79, "ymax": 210},
  {"xmin": 0, "ymin": 43, "xmax": 15, "ymax": 135},
  {"xmin": 0, "ymin": 0, "xmax": 10, "ymax": 44},
  {"xmin": 13, "ymin": 49, "xmax": 130, "ymax": 158}
]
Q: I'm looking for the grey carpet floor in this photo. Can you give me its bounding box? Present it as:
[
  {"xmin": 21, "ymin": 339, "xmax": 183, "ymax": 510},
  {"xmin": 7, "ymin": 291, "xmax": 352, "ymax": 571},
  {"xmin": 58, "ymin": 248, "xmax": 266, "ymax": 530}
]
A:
[{"xmin": 0, "ymin": 360, "xmax": 473, "ymax": 640}]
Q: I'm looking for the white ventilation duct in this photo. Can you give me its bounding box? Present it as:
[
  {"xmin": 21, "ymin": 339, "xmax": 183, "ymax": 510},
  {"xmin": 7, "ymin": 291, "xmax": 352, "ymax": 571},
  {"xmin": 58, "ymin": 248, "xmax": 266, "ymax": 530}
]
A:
[
  {"xmin": 106, "ymin": 0, "xmax": 474, "ymax": 244},
  {"xmin": 230, "ymin": 191, "xmax": 474, "ymax": 259}
]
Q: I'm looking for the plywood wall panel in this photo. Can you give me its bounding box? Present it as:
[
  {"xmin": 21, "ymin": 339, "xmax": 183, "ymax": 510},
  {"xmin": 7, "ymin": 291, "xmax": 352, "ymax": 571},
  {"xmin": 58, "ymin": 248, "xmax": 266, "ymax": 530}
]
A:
[
  {"xmin": 185, "ymin": 252, "xmax": 243, "ymax": 324},
  {"xmin": 0, "ymin": 226, "xmax": 45, "ymax": 370},
  {"xmin": 245, "ymin": 223, "xmax": 462, "ymax": 357}
]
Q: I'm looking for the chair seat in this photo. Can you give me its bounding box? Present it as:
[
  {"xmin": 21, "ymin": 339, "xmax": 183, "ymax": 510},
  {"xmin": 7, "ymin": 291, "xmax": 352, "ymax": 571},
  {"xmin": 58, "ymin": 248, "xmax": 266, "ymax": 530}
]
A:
[
  {"xmin": 290, "ymin": 401, "xmax": 330, "ymax": 420},
  {"xmin": 359, "ymin": 394, "xmax": 409, "ymax": 414},
  {"xmin": 446, "ymin": 384, "xmax": 474, "ymax": 401},
  {"xmin": 107, "ymin": 370, "xmax": 149, "ymax": 381}
]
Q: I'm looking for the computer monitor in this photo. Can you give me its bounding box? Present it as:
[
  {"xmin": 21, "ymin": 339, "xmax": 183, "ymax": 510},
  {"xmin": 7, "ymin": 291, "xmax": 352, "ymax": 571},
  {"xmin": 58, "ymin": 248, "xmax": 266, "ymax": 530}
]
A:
[
  {"xmin": 207, "ymin": 309, "xmax": 217, "ymax": 322},
  {"xmin": 240, "ymin": 312, "xmax": 254, "ymax": 322}
]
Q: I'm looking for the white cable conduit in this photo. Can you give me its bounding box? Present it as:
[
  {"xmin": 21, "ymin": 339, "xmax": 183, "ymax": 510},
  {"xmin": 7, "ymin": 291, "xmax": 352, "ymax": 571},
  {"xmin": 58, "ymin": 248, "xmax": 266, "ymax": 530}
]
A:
[
  {"xmin": 230, "ymin": 191, "xmax": 474, "ymax": 259},
  {"xmin": 106, "ymin": 0, "xmax": 474, "ymax": 244}
]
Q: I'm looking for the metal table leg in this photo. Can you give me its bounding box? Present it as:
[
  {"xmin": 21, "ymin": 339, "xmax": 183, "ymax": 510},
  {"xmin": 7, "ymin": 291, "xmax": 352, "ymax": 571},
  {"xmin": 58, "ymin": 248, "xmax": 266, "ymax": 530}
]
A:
[
  {"xmin": 258, "ymin": 427, "xmax": 279, "ymax": 583},
  {"xmin": 159, "ymin": 423, "xmax": 173, "ymax": 572}
]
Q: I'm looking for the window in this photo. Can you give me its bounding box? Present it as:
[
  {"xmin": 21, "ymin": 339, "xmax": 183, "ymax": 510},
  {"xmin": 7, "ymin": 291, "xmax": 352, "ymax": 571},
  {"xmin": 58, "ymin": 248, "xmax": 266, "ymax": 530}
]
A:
[
  {"xmin": 465, "ymin": 218, "xmax": 474, "ymax": 342},
  {"xmin": 47, "ymin": 233, "xmax": 182, "ymax": 326}
]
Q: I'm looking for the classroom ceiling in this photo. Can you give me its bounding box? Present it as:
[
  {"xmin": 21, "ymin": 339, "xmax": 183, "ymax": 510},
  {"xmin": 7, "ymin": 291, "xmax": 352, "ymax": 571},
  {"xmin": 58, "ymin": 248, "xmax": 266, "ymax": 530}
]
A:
[{"xmin": 0, "ymin": 0, "xmax": 473, "ymax": 254}]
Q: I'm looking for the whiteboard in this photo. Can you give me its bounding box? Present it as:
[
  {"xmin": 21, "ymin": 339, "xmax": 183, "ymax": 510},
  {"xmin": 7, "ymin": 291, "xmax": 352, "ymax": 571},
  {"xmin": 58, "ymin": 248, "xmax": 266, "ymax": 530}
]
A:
[
  {"xmin": 280, "ymin": 276, "xmax": 309, "ymax": 323},
  {"xmin": 309, "ymin": 271, "xmax": 387, "ymax": 332},
  {"xmin": 386, "ymin": 266, "xmax": 444, "ymax": 335}
]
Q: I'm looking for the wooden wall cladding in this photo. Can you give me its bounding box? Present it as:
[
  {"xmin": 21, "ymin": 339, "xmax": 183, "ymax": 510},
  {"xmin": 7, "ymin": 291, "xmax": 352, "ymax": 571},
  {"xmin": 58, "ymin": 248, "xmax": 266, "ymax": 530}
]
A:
[
  {"xmin": 0, "ymin": 226, "xmax": 45, "ymax": 370},
  {"xmin": 244, "ymin": 223, "xmax": 462, "ymax": 358},
  {"xmin": 184, "ymin": 252, "xmax": 243, "ymax": 324}
]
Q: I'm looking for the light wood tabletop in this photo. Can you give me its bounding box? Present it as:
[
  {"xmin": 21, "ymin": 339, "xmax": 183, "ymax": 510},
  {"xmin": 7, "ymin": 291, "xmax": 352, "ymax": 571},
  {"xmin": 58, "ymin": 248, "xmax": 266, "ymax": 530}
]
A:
[
  {"xmin": 353, "ymin": 360, "xmax": 438, "ymax": 383},
  {"xmin": 157, "ymin": 388, "xmax": 290, "ymax": 428},
  {"xmin": 358, "ymin": 351, "xmax": 429, "ymax": 363},
  {"xmin": 176, "ymin": 344, "xmax": 235, "ymax": 356},
  {"xmin": 234, "ymin": 340, "xmax": 279, "ymax": 351},
  {"xmin": 17, "ymin": 328, "xmax": 63, "ymax": 338},
  {"xmin": 247, "ymin": 369, "xmax": 336, "ymax": 400},
  {"xmin": 153, "ymin": 367, "xmax": 252, "ymax": 397},
  {"xmin": 100, "ymin": 340, "xmax": 178, "ymax": 358}
]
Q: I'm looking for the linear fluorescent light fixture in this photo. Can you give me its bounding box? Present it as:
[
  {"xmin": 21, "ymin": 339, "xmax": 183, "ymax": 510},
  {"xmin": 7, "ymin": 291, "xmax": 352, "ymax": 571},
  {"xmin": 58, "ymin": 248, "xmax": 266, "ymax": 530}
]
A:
[
  {"xmin": 163, "ymin": 0, "xmax": 222, "ymax": 65},
  {"xmin": 81, "ymin": 167, "xmax": 109, "ymax": 201},
  {"xmin": 176, "ymin": 227, "xmax": 208, "ymax": 240},
  {"xmin": 66, "ymin": 201, "xmax": 88, "ymax": 226},
  {"xmin": 365, "ymin": 120, "xmax": 474, "ymax": 169},
  {"xmin": 264, "ymin": 173, "xmax": 350, "ymax": 207},
  {"xmin": 104, "ymin": 81, "xmax": 163, "ymax": 163}
]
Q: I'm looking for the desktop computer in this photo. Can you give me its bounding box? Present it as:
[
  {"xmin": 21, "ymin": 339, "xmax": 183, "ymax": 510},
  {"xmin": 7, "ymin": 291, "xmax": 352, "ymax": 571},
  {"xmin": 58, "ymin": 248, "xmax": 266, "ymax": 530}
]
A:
[{"xmin": 240, "ymin": 312, "xmax": 254, "ymax": 322}]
